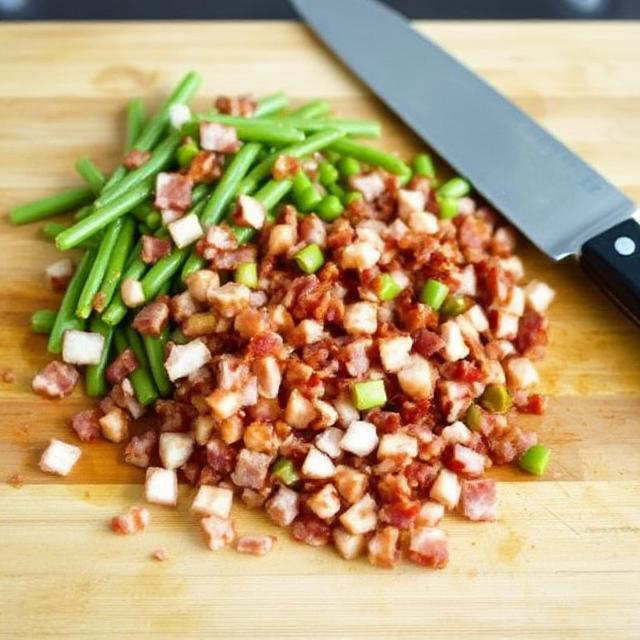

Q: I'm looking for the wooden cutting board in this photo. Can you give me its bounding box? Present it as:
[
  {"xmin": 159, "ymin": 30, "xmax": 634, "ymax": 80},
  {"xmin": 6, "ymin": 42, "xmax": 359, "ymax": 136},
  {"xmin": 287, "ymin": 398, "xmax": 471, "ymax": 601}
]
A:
[{"xmin": 1, "ymin": 21, "xmax": 639, "ymax": 639}]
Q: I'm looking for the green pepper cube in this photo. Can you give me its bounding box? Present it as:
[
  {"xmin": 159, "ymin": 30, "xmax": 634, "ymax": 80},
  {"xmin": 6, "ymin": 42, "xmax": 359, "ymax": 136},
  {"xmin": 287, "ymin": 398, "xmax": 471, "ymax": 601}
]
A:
[
  {"xmin": 465, "ymin": 403, "xmax": 484, "ymax": 432},
  {"xmin": 437, "ymin": 176, "xmax": 471, "ymax": 199},
  {"xmin": 234, "ymin": 262, "xmax": 259, "ymax": 289},
  {"xmin": 375, "ymin": 273, "xmax": 403, "ymax": 301},
  {"xmin": 519, "ymin": 445, "xmax": 551, "ymax": 476},
  {"xmin": 480, "ymin": 384, "xmax": 513, "ymax": 413},
  {"xmin": 352, "ymin": 379, "xmax": 387, "ymax": 411},
  {"xmin": 294, "ymin": 243, "xmax": 325, "ymax": 274},
  {"xmin": 440, "ymin": 296, "xmax": 467, "ymax": 317},
  {"xmin": 419, "ymin": 278, "xmax": 449, "ymax": 310},
  {"xmin": 413, "ymin": 153, "xmax": 435, "ymax": 179},
  {"xmin": 271, "ymin": 457, "xmax": 300, "ymax": 486},
  {"xmin": 319, "ymin": 160, "xmax": 339, "ymax": 186},
  {"xmin": 317, "ymin": 194, "xmax": 344, "ymax": 222}
]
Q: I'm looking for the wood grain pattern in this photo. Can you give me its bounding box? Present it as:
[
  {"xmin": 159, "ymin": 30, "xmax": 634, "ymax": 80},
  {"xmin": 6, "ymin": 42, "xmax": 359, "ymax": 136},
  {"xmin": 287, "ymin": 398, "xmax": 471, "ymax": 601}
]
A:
[{"xmin": 0, "ymin": 21, "xmax": 639, "ymax": 639}]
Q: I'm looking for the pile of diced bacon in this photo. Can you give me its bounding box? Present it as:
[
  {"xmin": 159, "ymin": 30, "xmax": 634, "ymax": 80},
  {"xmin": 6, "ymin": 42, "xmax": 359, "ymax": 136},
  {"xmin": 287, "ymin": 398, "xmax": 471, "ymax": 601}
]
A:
[{"xmin": 35, "ymin": 133, "xmax": 555, "ymax": 569}]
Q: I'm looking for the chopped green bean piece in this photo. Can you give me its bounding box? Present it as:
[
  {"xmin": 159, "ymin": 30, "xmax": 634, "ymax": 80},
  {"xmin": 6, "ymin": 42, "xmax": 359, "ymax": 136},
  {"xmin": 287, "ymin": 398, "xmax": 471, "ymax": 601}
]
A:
[
  {"xmin": 235, "ymin": 262, "xmax": 259, "ymax": 289},
  {"xmin": 438, "ymin": 196, "xmax": 459, "ymax": 220},
  {"xmin": 480, "ymin": 384, "xmax": 513, "ymax": 413},
  {"xmin": 337, "ymin": 156, "xmax": 361, "ymax": 178},
  {"xmin": 419, "ymin": 278, "xmax": 449, "ymax": 310},
  {"xmin": 519, "ymin": 445, "xmax": 551, "ymax": 476},
  {"xmin": 170, "ymin": 328, "xmax": 189, "ymax": 345},
  {"xmin": 375, "ymin": 273, "xmax": 403, "ymax": 301},
  {"xmin": 440, "ymin": 296, "xmax": 467, "ymax": 317},
  {"xmin": 176, "ymin": 141, "xmax": 200, "ymax": 168},
  {"xmin": 317, "ymin": 194, "xmax": 344, "ymax": 222},
  {"xmin": 197, "ymin": 115, "xmax": 305, "ymax": 145},
  {"xmin": 75, "ymin": 157, "xmax": 106, "ymax": 195},
  {"xmin": 297, "ymin": 185, "xmax": 323, "ymax": 212},
  {"xmin": 271, "ymin": 458, "xmax": 299, "ymax": 486},
  {"xmin": 85, "ymin": 316, "xmax": 114, "ymax": 397},
  {"xmin": 318, "ymin": 161, "xmax": 339, "ymax": 186},
  {"xmin": 294, "ymin": 244, "xmax": 325, "ymax": 274},
  {"xmin": 114, "ymin": 329, "xmax": 158, "ymax": 406},
  {"xmin": 345, "ymin": 191, "xmax": 363, "ymax": 205},
  {"xmin": 125, "ymin": 98, "xmax": 147, "ymax": 152},
  {"xmin": 352, "ymin": 379, "xmax": 387, "ymax": 411},
  {"xmin": 328, "ymin": 138, "xmax": 410, "ymax": 176},
  {"xmin": 10, "ymin": 186, "xmax": 94, "ymax": 226},
  {"xmin": 413, "ymin": 153, "xmax": 435, "ymax": 179},
  {"xmin": 143, "ymin": 329, "xmax": 173, "ymax": 398},
  {"xmin": 31, "ymin": 309, "xmax": 57, "ymax": 335},
  {"xmin": 437, "ymin": 176, "xmax": 471, "ymax": 199}
]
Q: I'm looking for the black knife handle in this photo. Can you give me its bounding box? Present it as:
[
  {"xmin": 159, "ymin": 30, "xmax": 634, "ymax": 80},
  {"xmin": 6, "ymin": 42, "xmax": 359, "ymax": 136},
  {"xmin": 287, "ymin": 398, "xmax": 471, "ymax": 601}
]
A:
[{"xmin": 580, "ymin": 217, "xmax": 640, "ymax": 326}]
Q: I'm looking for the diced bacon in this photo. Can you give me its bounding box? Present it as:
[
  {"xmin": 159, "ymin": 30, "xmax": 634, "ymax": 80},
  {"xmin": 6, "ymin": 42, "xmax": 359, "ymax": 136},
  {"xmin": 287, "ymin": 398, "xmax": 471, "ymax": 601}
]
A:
[
  {"xmin": 408, "ymin": 527, "xmax": 449, "ymax": 569},
  {"xmin": 306, "ymin": 483, "xmax": 341, "ymax": 520},
  {"xmin": 438, "ymin": 380, "xmax": 473, "ymax": 422},
  {"xmin": 215, "ymin": 94, "xmax": 257, "ymax": 117},
  {"xmin": 503, "ymin": 285, "xmax": 525, "ymax": 316},
  {"xmin": 464, "ymin": 305, "xmax": 489, "ymax": 333},
  {"xmin": 514, "ymin": 391, "xmax": 548, "ymax": 415},
  {"xmin": 500, "ymin": 256, "xmax": 525, "ymax": 281},
  {"xmin": 461, "ymin": 478, "xmax": 498, "ymax": 521},
  {"xmin": 186, "ymin": 270, "xmax": 220, "ymax": 303},
  {"xmin": 208, "ymin": 282, "xmax": 251, "ymax": 318},
  {"xmin": 106, "ymin": 348, "xmax": 138, "ymax": 384},
  {"xmin": 378, "ymin": 335, "xmax": 412, "ymax": 373},
  {"xmin": 165, "ymin": 338, "xmax": 211, "ymax": 381},
  {"xmin": 408, "ymin": 210, "xmax": 439, "ymax": 234},
  {"xmin": 415, "ymin": 501, "xmax": 445, "ymax": 527},
  {"xmin": 515, "ymin": 311, "xmax": 548, "ymax": 359},
  {"xmin": 272, "ymin": 154, "xmax": 301, "ymax": 180},
  {"xmin": 206, "ymin": 388, "xmax": 243, "ymax": 420},
  {"xmin": 440, "ymin": 421, "xmax": 472, "ymax": 446},
  {"xmin": 491, "ymin": 310, "xmax": 520, "ymax": 340},
  {"xmin": 145, "ymin": 467, "xmax": 178, "ymax": 506},
  {"xmin": 99, "ymin": 407, "xmax": 130, "ymax": 443},
  {"xmin": 168, "ymin": 213, "xmax": 203, "ymax": 248},
  {"xmin": 343, "ymin": 302, "xmax": 378, "ymax": 336},
  {"xmin": 32, "ymin": 361, "xmax": 79, "ymax": 399},
  {"xmin": 412, "ymin": 329, "xmax": 445, "ymax": 358},
  {"xmin": 299, "ymin": 213, "xmax": 327, "ymax": 248},
  {"xmin": 525, "ymin": 280, "xmax": 556, "ymax": 314},
  {"xmin": 333, "ymin": 527, "xmax": 366, "ymax": 560},
  {"xmin": 367, "ymin": 526, "xmax": 400, "ymax": 568},
  {"xmin": 251, "ymin": 356, "xmax": 280, "ymax": 400},
  {"xmin": 123, "ymin": 148, "xmax": 151, "ymax": 169},
  {"xmin": 385, "ymin": 218, "xmax": 409, "ymax": 241},
  {"xmin": 288, "ymin": 319, "xmax": 324, "ymax": 346},
  {"xmin": 236, "ymin": 535, "xmax": 276, "ymax": 555},
  {"xmin": 440, "ymin": 321, "xmax": 470, "ymax": 362},
  {"xmin": 231, "ymin": 448, "xmax": 271, "ymax": 490},
  {"xmin": 159, "ymin": 432, "xmax": 194, "ymax": 470},
  {"xmin": 235, "ymin": 308, "xmax": 269, "ymax": 339},
  {"xmin": 339, "ymin": 494, "xmax": 378, "ymax": 534},
  {"xmin": 7, "ymin": 473, "xmax": 24, "ymax": 488},
  {"xmin": 377, "ymin": 432, "xmax": 418, "ymax": 459},
  {"xmin": 378, "ymin": 500, "xmax": 420, "ymax": 530},
  {"xmin": 333, "ymin": 392, "xmax": 360, "ymax": 428},
  {"xmin": 169, "ymin": 103, "xmax": 191, "ymax": 129},
  {"xmin": 314, "ymin": 427, "xmax": 343, "ymax": 458},
  {"xmin": 124, "ymin": 431, "xmax": 157, "ymax": 468},
  {"xmin": 334, "ymin": 465, "xmax": 368, "ymax": 504},
  {"xmin": 201, "ymin": 515, "xmax": 236, "ymax": 551},
  {"xmin": 132, "ymin": 301, "xmax": 170, "ymax": 337},
  {"xmin": 313, "ymin": 400, "xmax": 339, "ymax": 430},
  {"xmin": 457, "ymin": 196, "xmax": 476, "ymax": 215},
  {"xmin": 342, "ymin": 337, "xmax": 371, "ymax": 377},
  {"xmin": 243, "ymin": 420, "xmax": 275, "ymax": 454},
  {"xmin": 152, "ymin": 548, "xmax": 169, "ymax": 562},
  {"xmin": 161, "ymin": 208, "xmax": 183, "ymax": 225},
  {"xmin": 39, "ymin": 439, "xmax": 81, "ymax": 476},
  {"xmin": 62, "ymin": 330, "xmax": 104, "ymax": 366},
  {"xmin": 397, "ymin": 189, "xmax": 426, "ymax": 220},
  {"xmin": 110, "ymin": 506, "xmax": 150, "ymax": 535},
  {"xmin": 285, "ymin": 389, "xmax": 317, "ymax": 429},
  {"xmin": 429, "ymin": 468, "xmax": 461, "ymax": 510},
  {"xmin": 199, "ymin": 122, "xmax": 240, "ymax": 153},
  {"xmin": 187, "ymin": 150, "xmax": 222, "ymax": 184},
  {"xmin": 291, "ymin": 514, "xmax": 331, "ymax": 546},
  {"xmin": 69, "ymin": 408, "xmax": 101, "ymax": 442},
  {"xmin": 349, "ymin": 172, "xmax": 386, "ymax": 201},
  {"xmin": 191, "ymin": 485, "xmax": 234, "ymax": 518},
  {"xmin": 489, "ymin": 426, "xmax": 537, "ymax": 464},
  {"xmin": 446, "ymin": 443, "xmax": 485, "ymax": 477},
  {"xmin": 301, "ymin": 447, "xmax": 335, "ymax": 479},
  {"xmin": 120, "ymin": 277, "xmax": 145, "ymax": 308},
  {"xmin": 340, "ymin": 242, "xmax": 381, "ymax": 270},
  {"xmin": 2, "ymin": 369, "xmax": 16, "ymax": 383},
  {"xmin": 154, "ymin": 172, "xmax": 192, "ymax": 211},
  {"xmin": 504, "ymin": 357, "xmax": 539, "ymax": 389},
  {"xmin": 397, "ymin": 355, "xmax": 436, "ymax": 399},
  {"xmin": 45, "ymin": 258, "xmax": 74, "ymax": 292},
  {"xmin": 233, "ymin": 194, "xmax": 266, "ymax": 229},
  {"xmin": 266, "ymin": 485, "xmax": 300, "ymax": 527},
  {"xmin": 485, "ymin": 339, "xmax": 516, "ymax": 361},
  {"xmin": 267, "ymin": 224, "xmax": 298, "ymax": 256},
  {"xmin": 340, "ymin": 420, "xmax": 378, "ymax": 457},
  {"xmin": 453, "ymin": 264, "xmax": 477, "ymax": 297}
]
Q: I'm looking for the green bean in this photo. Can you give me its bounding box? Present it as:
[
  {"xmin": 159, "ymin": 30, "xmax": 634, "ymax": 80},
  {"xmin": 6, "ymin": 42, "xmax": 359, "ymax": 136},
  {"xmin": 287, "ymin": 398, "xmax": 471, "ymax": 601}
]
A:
[
  {"xmin": 291, "ymin": 170, "xmax": 322, "ymax": 212},
  {"xmin": 41, "ymin": 222, "xmax": 99, "ymax": 251},
  {"xmin": 75, "ymin": 157, "xmax": 105, "ymax": 195},
  {"xmin": 135, "ymin": 71, "xmax": 202, "ymax": 152},
  {"xmin": 285, "ymin": 99, "xmax": 330, "ymax": 120},
  {"xmin": 95, "ymin": 131, "xmax": 181, "ymax": 208},
  {"xmin": 176, "ymin": 140, "xmax": 200, "ymax": 168},
  {"xmin": 253, "ymin": 91, "xmax": 289, "ymax": 118},
  {"xmin": 85, "ymin": 316, "xmax": 114, "ymax": 397},
  {"xmin": 138, "ymin": 222, "xmax": 153, "ymax": 235},
  {"xmin": 143, "ymin": 328, "xmax": 172, "ymax": 397},
  {"xmin": 198, "ymin": 115, "xmax": 305, "ymax": 145},
  {"xmin": 102, "ymin": 166, "xmax": 127, "ymax": 193},
  {"xmin": 10, "ymin": 186, "xmax": 94, "ymax": 225},
  {"xmin": 93, "ymin": 216, "xmax": 137, "ymax": 313},
  {"xmin": 125, "ymin": 98, "xmax": 147, "ymax": 152},
  {"xmin": 114, "ymin": 329, "xmax": 158, "ymax": 406},
  {"xmin": 141, "ymin": 248, "xmax": 189, "ymax": 302},
  {"xmin": 55, "ymin": 182, "xmax": 151, "ymax": 251},
  {"xmin": 31, "ymin": 309, "xmax": 57, "ymax": 335},
  {"xmin": 239, "ymin": 129, "xmax": 344, "ymax": 195},
  {"xmin": 100, "ymin": 256, "xmax": 148, "ymax": 327},
  {"xmin": 76, "ymin": 218, "xmax": 124, "ymax": 319},
  {"xmin": 74, "ymin": 205, "xmax": 93, "ymax": 221},
  {"xmin": 328, "ymin": 138, "xmax": 410, "ymax": 175},
  {"xmin": 413, "ymin": 153, "xmax": 435, "ymax": 179},
  {"xmin": 337, "ymin": 156, "xmax": 361, "ymax": 178},
  {"xmin": 286, "ymin": 117, "xmax": 380, "ymax": 138},
  {"xmin": 47, "ymin": 250, "xmax": 95, "ymax": 354}
]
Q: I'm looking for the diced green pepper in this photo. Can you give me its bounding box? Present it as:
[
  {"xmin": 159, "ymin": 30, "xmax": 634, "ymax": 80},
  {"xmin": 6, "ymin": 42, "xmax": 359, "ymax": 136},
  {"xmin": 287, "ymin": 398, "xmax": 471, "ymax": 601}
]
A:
[
  {"xmin": 519, "ymin": 445, "xmax": 551, "ymax": 476},
  {"xmin": 440, "ymin": 296, "xmax": 467, "ymax": 317},
  {"xmin": 375, "ymin": 273, "xmax": 403, "ymax": 301},
  {"xmin": 352, "ymin": 379, "xmax": 387, "ymax": 411},
  {"xmin": 294, "ymin": 243, "xmax": 325, "ymax": 274},
  {"xmin": 234, "ymin": 262, "xmax": 259, "ymax": 289},
  {"xmin": 419, "ymin": 278, "xmax": 449, "ymax": 310},
  {"xmin": 480, "ymin": 384, "xmax": 513, "ymax": 413},
  {"xmin": 272, "ymin": 458, "xmax": 300, "ymax": 486}
]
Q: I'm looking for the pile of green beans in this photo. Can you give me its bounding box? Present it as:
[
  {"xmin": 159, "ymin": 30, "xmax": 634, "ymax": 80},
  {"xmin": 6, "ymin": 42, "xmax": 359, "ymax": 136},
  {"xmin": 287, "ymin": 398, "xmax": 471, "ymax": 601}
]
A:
[{"xmin": 12, "ymin": 75, "xmax": 456, "ymax": 405}]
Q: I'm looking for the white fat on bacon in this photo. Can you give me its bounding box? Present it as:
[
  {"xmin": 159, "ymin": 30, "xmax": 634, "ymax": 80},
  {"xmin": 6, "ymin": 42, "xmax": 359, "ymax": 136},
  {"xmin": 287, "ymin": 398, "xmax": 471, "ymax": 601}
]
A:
[
  {"xmin": 461, "ymin": 478, "xmax": 498, "ymax": 521},
  {"xmin": 121, "ymin": 277, "xmax": 145, "ymax": 308},
  {"xmin": 339, "ymin": 420, "xmax": 378, "ymax": 457},
  {"xmin": 168, "ymin": 213, "xmax": 203, "ymax": 248},
  {"xmin": 429, "ymin": 468, "xmax": 461, "ymax": 510},
  {"xmin": 440, "ymin": 321, "xmax": 470, "ymax": 362},
  {"xmin": 265, "ymin": 485, "xmax": 299, "ymax": 527},
  {"xmin": 145, "ymin": 467, "xmax": 178, "ymax": 507},
  {"xmin": 199, "ymin": 122, "xmax": 239, "ymax": 153},
  {"xmin": 191, "ymin": 485, "xmax": 234, "ymax": 518},
  {"xmin": 301, "ymin": 447, "xmax": 335, "ymax": 480},
  {"xmin": 333, "ymin": 527, "xmax": 366, "ymax": 560},
  {"xmin": 39, "ymin": 439, "xmax": 81, "ymax": 476},
  {"xmin": 201, "ymin": 515, "xmax": 235, "ymax": 551},
  {"xmin": 343, "ymin": 302, "xmax": 378, "ymax": 336},
  {"xmin": 524, "ymin": 280, "xmax": 556, "ymax": 313},
  {"xmin": 504, "ymin": 357, "xmax": 539, "ymax": 389},
  {"xmin": 378, "ymin": 335, "xmax": 412, "ymax": 373},
  {"xmin": 236, "ymin": 535, "xmax": 276, "ymax": 555},
  {"xmin": 314, "ymin": 427, "xmax": 343, "ymax": 458},
  {"xmin": 397, "ymin": 355, "xmax": 436, "ymax": 399},
  {"xmin": 415, "ymin": 501, "xmax": 445, "ymax": 527},
  {"xmin": 164, "ymin": 338, "xmax": 211, "ymax": 381},
  {"xmin": 397, "ymin": 189, "xmax": 426, "ymax": 220},
  {"xmin": 45, "ymin": 258, "xmax": 74, "ymax": 290},
  {"xmin": 268, "ymin": 224, "xmax": 297, "ymax": 256},
  {"xmin": 159, "ymin": 432, "xmax": 195, "ymax": 470},
  {"xmin": 349, "ymin": 172, "xmax": 385, "ymax": 201},
  {"xmin": 306, "ymin": 483, "xmax": 341, "ymax": 520},
  {"xmin": 339, "ymin": 242, "xmax": 381, "ymax": 271},
  {"xmin": 377, "ymin": 432, "xmax": 418, "ymax": 459},
  {"xmin": 62, "ymin": 330, "xmax": 105, "ymax": 366},
  {"xmin": 339, "ymin": 494, "xmax": 377, "ymax": 535},
  {"xmin": 99, "ymin": 407, "xmax": 130, "ymax": 443},
  {"xmin": 492, "ymin": 311, "xmax": 520, "ymax": 340},
  {"xmin": 440, "ymin": 421, "xmax": 472, "ymax": 446},
  {"xmin": 235, "ymin": 194, "xmax": 266, "ymax": 229}
]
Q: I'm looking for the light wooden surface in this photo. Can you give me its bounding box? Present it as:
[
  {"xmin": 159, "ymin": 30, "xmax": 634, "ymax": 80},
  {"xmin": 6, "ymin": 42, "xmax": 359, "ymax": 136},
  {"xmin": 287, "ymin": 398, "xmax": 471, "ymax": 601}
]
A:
[{"xmin": 1, "ymin": 21, "xmax": 640, "ymax": 639}]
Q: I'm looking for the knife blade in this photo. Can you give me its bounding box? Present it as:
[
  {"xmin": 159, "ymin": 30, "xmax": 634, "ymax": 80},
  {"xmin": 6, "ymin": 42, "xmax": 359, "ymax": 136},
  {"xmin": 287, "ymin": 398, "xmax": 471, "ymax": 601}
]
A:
[{"xmin": 291, "ymin": 0, "xmax": 640, "ymax": 324}]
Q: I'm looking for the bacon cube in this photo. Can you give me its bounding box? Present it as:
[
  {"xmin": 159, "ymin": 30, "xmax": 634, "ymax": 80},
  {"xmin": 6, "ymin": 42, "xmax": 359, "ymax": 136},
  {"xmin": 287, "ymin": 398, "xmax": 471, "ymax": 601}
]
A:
[
  {"xmin": 367, "ymin": 526, "xmax": 400, "ymax": 568},
  {"xmin": 461, "ymin": 478, "xmax": 498, "ymax": 521},
  {"xmin": 201, "ymin": 515, "xmax": 236, "ymax": 551},
  {"xmin": 159, "ymin": 432, "xmax": 194, "ymax": 470},
  {"xmin": 145, "ymin": 467, "xmax": 178, "ymax": 506},
  {"xmin": 191, "ymin": 485, "xmax": 234, "ymax": 518},
  {"xmin": 333, "ymin": 527, "xmax": 366, "ymax": 560},
  {"xmin": 265, "ymin": 485, "xmax": 300, "ymax": 527},
  {"xmin": 339, "ymin": 494, "xmax": 378, "ymax": 535},
  {"xmin": 155, "ymin": 172, "xmax": 192, "ymax": 211},
  {"xmin": 408, "ymin": 526, "xmax": 449, "ymax": 569},
  {"xmin": 236, "ymin": 535, "xmax": 276, "ymax": 555},
  {"xmin": 199, "ymin": 122, "xmax": 240, "ymax": 153},
  {"xmin": 39, "ymin": 439, "xmax": 81, "ymax": 476}
]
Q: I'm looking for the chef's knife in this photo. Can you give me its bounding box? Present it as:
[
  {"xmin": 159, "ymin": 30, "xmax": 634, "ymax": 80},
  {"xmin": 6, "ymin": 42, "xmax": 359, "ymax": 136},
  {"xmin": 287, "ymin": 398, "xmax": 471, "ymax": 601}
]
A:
[{"xmin": 290, "ymin": 0, "xmax": 640, "ymax": 325}]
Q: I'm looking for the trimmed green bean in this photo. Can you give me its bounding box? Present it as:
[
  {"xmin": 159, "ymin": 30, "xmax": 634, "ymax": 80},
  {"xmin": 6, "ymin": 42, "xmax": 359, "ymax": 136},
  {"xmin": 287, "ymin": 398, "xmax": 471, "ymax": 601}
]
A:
[
  {"xmin": 100, "ymin": 256, "xmax": 148, "ymax": 327},
  {"xmin": 31, "ymin": 309, "xmax": 57, "ymax": 335},
  {"xmin": 143, "ymin": 328, "xmax": 172, "ymax": 397},
  {"xmin": 253, "ymin": 91, "xmax": 289, "ymax": 118},
  {"xmin": 85, "ymin": 316, "xmax": 114, "ymax": 397},
  {"xmin": 337, "ymin": 156, "xmax": 361, "ymax": 178},
  {"xmin": 93, "ymin": 217, "xmax": 137, "ymax": 313},
  {"xmin": 102, "ymin": 165, "xmax": 127, "ymax": 193},
  {"xmin": 328, "ymin": 138, "xmax": 410, "ymax": 175},
  {"xmin": 47, "ymin": 251, "xmax": 95, "ymax": 354},
  {"xmin": 74, "ymin": 205, "xmax": 93, "ymax": 221},
  {"xmin": 95, "ymin": 131, "xmax": 181, "ymax": 208},
  {"xmin": 10, "ymin": 186, "xmax": 94, "ymax": 225},
  {"xmin": 41, "ymin": 222, "xmax": 98, "ymax": 251},
  {"xmin": 413, "ymin": 153, "xmax": 435, "ymax": 179},
  {"xmin": 198, "ymin": 115, "xmax": 305, "ymax": 144},
  {"xmin": 285, "ymin": 99, "xmax": 330, "ymax": 120},
  {"xmin": 76, "ymin": 218, "xmax": 124, "ymax": 319},
  {"xmin": 125, "ymin": 98, "xmax": 147, "ymax": 152},
  {"xmin": 114, "ymin": 329, "xmax": 158, "ymax": 406},
  {"xmin": 176, "ymin": 141, "xmax": 199, "ymax": 168},
  {"xmin": 75, "ymin": 158, "xmax": 106, "ymax": 195},
  {"xmin": 239, "ymin": 129, "xmax": 344, "ymax": 195},
  {"xmin": 55, "ymin": 182, "xmax": 151, "ymax": 251},
  {"xmin": 141, "ymin": 248, "xmax": 189, "ymax": 302}
]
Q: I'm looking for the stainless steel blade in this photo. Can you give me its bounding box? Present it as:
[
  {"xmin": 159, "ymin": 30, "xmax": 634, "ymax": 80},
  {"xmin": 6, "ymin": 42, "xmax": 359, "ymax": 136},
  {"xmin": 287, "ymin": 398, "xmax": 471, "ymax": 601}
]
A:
[{"xmin": 291, "ymin": 0, "xmax": 636, "ymax": 259}]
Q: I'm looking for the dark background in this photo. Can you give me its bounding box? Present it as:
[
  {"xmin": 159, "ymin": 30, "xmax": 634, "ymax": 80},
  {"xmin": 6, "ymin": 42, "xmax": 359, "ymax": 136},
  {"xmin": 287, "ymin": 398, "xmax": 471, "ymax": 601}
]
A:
[{"xmin": 2, "ymin": 0, "xmax": 639, "ymax": 20}]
